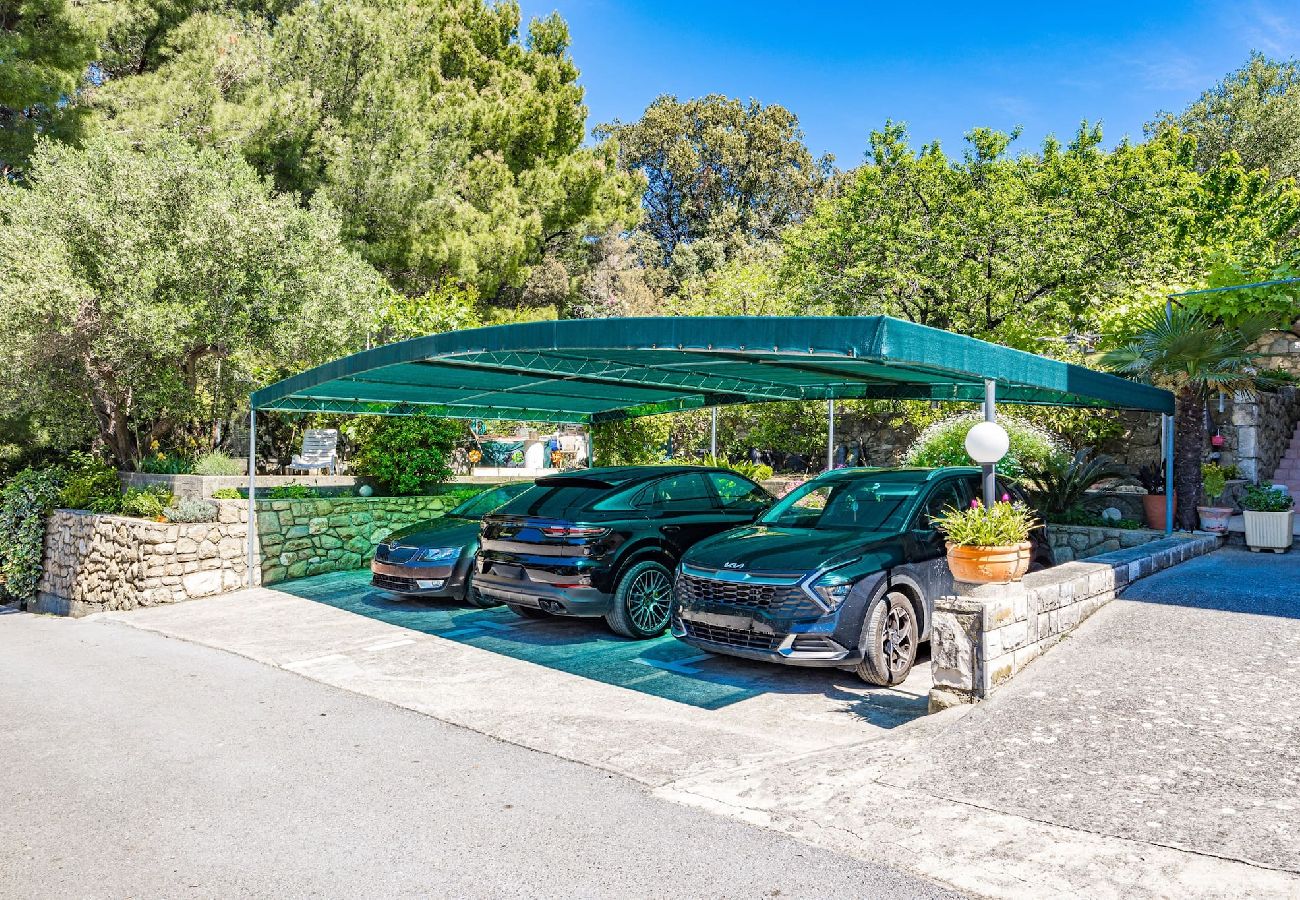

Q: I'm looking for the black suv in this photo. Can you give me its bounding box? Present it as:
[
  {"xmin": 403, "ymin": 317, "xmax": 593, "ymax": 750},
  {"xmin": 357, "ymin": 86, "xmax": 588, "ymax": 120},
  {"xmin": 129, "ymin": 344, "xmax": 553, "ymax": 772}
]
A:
[
  {"xmin": 475, "ymin": 466, "xmax": 773, "ymax": 639},
  {"xmin": 672, "ymin": 467, "xmax": 1053, "ymax": 685}
]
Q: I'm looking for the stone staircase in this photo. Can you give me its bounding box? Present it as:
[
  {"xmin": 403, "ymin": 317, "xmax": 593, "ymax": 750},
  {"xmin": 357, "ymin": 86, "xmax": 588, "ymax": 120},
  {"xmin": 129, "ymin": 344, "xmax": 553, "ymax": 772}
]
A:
[{"xmin": 1270, "ymin": 421, "xmax": 1300, "ymax": 494}]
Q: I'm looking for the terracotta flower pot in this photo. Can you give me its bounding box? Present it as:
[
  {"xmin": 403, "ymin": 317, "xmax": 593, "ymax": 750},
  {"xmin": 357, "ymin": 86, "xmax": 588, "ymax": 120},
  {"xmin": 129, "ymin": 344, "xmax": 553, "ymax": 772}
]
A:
[
  {"xmin": 1141, "ymin": 493, "xmax": 1175, "ymax": 531},
  {"xmin": 1196, "ymin": 505, "xmax": 1233, "ymax": 534},
  {"xmin": 946, "ymin": 542, "xmax": 1033, "ymax": 585}
]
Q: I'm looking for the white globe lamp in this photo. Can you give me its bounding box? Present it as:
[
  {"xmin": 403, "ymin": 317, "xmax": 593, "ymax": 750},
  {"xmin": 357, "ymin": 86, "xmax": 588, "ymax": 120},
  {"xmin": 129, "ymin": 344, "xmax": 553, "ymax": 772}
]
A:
[{"xmin": 965, "ymin": 421, "xmax": 1009, "ymax": 465}]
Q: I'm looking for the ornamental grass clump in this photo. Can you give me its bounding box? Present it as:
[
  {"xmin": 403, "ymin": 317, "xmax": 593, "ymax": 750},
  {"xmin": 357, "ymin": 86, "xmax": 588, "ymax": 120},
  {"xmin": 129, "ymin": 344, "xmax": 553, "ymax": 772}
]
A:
[
  {"xmin": 164, "ymin": 498, "xmax": 218, "ymax": 523},
  {"xmin": 932, "ymin": 500, "xmax": 1040, "ymax": 547}
]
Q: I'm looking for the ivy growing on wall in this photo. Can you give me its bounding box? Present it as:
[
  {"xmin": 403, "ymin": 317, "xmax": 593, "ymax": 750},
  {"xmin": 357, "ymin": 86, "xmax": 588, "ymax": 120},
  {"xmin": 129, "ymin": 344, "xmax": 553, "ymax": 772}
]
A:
[{"xmin": 0, "ymin": 467, "xmax": 67, "ymax": 602}]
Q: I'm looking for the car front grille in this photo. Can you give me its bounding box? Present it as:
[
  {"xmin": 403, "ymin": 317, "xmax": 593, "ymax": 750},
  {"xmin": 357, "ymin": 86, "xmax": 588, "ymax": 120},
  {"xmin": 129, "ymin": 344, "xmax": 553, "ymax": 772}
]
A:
[
  {"xmin": 372, "ymin": 573, "xmax": 419, "ymax": 592},
  {"xmin": 681, "ymin": 620, "xmax": 783, "ymax": 652},
  {"xmin": 675, "ymin": 573, "xmax": 819, "ymax": 618},
  {"xmin": 374, "ymin": 544, "xmax": 420, "ymax": 564}
]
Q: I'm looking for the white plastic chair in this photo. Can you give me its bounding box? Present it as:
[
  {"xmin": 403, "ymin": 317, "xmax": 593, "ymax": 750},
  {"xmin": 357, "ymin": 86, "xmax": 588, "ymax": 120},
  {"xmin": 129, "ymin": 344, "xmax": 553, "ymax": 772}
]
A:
[{"xmin": 289, "ymin": 428, "xmax": 339, "ymax": 475}]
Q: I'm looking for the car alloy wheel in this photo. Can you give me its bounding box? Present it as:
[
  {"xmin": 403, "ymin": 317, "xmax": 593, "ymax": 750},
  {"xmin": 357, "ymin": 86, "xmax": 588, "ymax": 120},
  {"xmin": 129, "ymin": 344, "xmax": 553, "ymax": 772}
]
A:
[
  {"xmin": 883, "ymin": 605, "xmax": 914, "ymax": 673},
  {"xmin": 627, "ymin": 568, "xmax": 671, "ymax": 633}
]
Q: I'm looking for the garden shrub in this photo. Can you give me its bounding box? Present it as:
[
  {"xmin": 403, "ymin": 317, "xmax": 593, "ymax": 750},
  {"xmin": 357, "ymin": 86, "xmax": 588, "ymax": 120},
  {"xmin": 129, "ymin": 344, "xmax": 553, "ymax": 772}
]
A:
[
  {"xmin": 0, "ymin": 466, "xmax": 67, "ymax": 600},
  {"xmin": 267, "ymin": 484, "xmax": 318, "ymax": 499},
  {"xmin": 349, "ymin": 416, "xmax": 460, "ymax": 495},
  {"xmin": 164, "ymin": 498, "xmax": 218, "ymax": 523},
  {"xmin": 120, "ymin": 486, "xmax": 173, "ymax": 519},
  {"xmin": 904, "ymin": 413, "xmax": 1059, "ymax": 479},
  {"xmin": 1050, "ymin": 506, "xmax": 1142, "ymax": 529},
  {"xmin": 192, "ymin": 451, "xmax": 245, "ymax": 477},
  {"xmin": 211, "ymin": 487, "xmax": 242, "ymax": 500},
  {"xmin": 138, "ymin": 452, "xmax": 192, "ymax": 474},
  {"xmin": 593, "ymin": 415, "xmax": 671, "ymax": 466},
  {"xmin": 58, "ymin": 452, "xmax": 122, "ymax": 513}
]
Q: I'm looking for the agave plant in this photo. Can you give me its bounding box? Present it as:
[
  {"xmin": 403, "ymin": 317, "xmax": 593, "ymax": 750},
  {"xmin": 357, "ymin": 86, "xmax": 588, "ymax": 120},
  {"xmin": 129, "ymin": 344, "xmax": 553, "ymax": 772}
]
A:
[
  {"xmin": 1094, "ymin": 305, "xmax": 1284, "ymax": 530},
  {"xmin": 1019, "ymin": 448, "xmax": 1127, "ymax": 518}
]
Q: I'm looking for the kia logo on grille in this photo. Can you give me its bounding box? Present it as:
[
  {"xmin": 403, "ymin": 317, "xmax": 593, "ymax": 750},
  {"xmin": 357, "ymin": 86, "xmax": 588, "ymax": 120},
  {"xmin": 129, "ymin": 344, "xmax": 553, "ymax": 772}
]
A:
[{"xmin": 723, "ymin": 562, "xmax": 744, "ymax": 569}]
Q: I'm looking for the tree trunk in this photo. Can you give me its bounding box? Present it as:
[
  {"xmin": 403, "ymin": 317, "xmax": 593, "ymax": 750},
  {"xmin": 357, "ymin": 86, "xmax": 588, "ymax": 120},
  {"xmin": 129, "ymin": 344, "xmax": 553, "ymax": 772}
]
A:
[{"xmin": 1173, "ymin": 388, "xmax": 1206, "ymax": 531}]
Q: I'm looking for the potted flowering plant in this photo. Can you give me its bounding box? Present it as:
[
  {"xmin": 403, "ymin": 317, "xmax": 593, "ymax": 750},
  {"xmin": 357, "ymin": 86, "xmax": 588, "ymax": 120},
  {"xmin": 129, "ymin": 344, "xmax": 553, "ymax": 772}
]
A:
[
  {"xmin": 932, "ymin": 499, "xmax": 1041, "ymax": 584},
  {"xmin": 1196, "ymin": 463, "xmax": 1233, "ymax": 533},
  {"xmin": 1241, "ymin": 484, "xmax": 1294, "ymax": 553}
]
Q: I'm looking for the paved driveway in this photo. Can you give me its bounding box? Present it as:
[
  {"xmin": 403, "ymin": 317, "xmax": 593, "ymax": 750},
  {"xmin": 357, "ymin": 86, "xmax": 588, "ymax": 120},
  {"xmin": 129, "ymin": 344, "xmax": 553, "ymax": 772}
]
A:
[{"xmin": 107, "ymin": 569, "xmax": 933, "ymax": 787}]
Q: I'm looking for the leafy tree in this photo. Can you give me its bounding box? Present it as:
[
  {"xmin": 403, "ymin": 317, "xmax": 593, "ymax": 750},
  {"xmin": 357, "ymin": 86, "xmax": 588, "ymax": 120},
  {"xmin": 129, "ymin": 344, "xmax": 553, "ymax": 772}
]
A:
[
  {"xmin": 91, "ymin": 0, "xmax": 640, "ymax": 303},
  {"xmin": 1095, "ymin": 306, "xmax": 1284, "ymax": 529},
  {"xmin": 0, "ymin": 0, "xmax": 98, "ymax": 174},
  {"xmin": 0, "ymin": 133, "xmax": 387, "ymax": 466},
  {"xmin": 1154, "ymin": 53, "xmax": 1300, "ymax": 182},
  {"xmin": 348, "ymin": 416, "xmax": 462, "ymax": 494},
  {"xmin": 785, "ymin": 121, "xmax": 1300, "ymax": 345},
  {"xmin": 597, "ymin": 94, "xmax": 831, "ymax": 286},
  {"xmin": 593, "ymin": 416, "xmax": 671, "ymax": 466}
]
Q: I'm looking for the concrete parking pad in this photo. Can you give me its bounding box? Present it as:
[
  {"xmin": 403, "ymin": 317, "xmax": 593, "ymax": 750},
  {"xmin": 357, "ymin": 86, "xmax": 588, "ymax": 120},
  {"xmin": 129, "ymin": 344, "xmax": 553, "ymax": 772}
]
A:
[{"xmin": 105, "ymin": 570, "xmax": 933, "ymax": 787}]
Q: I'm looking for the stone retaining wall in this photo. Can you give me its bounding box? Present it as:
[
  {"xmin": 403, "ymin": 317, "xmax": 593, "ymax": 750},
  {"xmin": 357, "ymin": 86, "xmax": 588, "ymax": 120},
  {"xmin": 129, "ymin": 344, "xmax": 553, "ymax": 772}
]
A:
[
  {"xmin": 928, "ymin": 534, "xmax": 1221, "ymax": 711},
  {"xmin": 35, "ymin": 495, "xmax": 453, "ymax": 615},
  {"xmin": 35, "ymin": 506, "xmax": 253, "ymax": 617},
  {"xmin": 255, "ymin": 495, "xmax": 447, "ymax": 584},
  {"xmin": 1046, "ymin": 523, "xmax": 1166, "ymax": 563}
]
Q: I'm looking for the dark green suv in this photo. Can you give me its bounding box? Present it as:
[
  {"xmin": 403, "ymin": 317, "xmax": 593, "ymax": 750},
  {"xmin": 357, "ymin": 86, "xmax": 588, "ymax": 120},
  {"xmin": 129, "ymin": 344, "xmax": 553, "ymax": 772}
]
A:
[
  {"xmin": 475, "ymin": 466, "xmax": 773, "ymax": 639},
  {"xmin": 672, "ymin": 467, "xmax": 1053, "ymax": 685}
]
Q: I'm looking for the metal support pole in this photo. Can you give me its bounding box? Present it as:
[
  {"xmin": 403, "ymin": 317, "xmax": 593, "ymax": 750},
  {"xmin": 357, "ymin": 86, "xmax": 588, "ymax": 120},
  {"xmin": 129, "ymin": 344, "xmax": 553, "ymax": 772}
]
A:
[
  {"xmin": 1163, "ymin": 413, "xmax": 1175, "ymax": 535},
  {"xmin": 710, "ymin": 407, "xmax": 717, "ymax": 458},
  {"xmin": 983, "ymin": 380, "xmax": 997, "ymax": 508},
  {"xmin": 246, "ymin": 407, "xmax": 257, "ymax": 587},
  {"xmin": 827, "ymin": 399, "xmax": 835, "ymax": 471},
  {"xmin": 586, "ymin": 427, "xmax": 594, "ymax": 469}
]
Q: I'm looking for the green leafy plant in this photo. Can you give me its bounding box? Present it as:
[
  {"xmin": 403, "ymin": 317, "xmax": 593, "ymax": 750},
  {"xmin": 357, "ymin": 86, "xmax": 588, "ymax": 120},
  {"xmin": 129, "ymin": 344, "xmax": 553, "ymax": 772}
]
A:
[
  {"xmin": 1241, "ymin": 484, "xmax": 1294, "ymax": 512},
  {"xmin": 211, "ymin": 487, "xmax": 242, "ymax": 500},
  {"xmin": 593, "ymin": 415, "xmax": 671, "ymax": 466},
  {"xmin": 0, "ymin": 466, "xmax": 67, "ymax": 601},
  {"xmin": 120, "ymin": 486, "xmax": 173, "ymax": 519},
  {"xmin": 1201, "ymin": 463, "xmax": 1230, "ymax": 505},
  {"xmin": 349, "ymin": 416, "xmax": 462, "ymax": 495},
  {"xmin": 267, "ymin": 484, "xmax": 318, "ymax": 500},
  {"xmin": 192, "ymin": 451, "xmax": 245, "ymax": 477},
  {"xmin": 932, "ymin": 500, "xmax": 1040, "ymax": 547},
  {"xmin": 58, "ymin": 452, "xmax": 122, "ymax": 513},
  {"xmin": 138, "ymin": 452, "xmax": 192, "ymax": 474},
  {"xmin": 695, "ymin": 454, "xmax": 774, "ymax": 483},
  {"xmin": 905, "ymin": 413, "xmax": 1059, "ymax": 479},
  {"xmin": 164, "ymin": 498, "xmax": 219, "ymax": 523},
  {"xmin": 1019, "ymin": 448, "xmax": 1126, "ymax": 517}
]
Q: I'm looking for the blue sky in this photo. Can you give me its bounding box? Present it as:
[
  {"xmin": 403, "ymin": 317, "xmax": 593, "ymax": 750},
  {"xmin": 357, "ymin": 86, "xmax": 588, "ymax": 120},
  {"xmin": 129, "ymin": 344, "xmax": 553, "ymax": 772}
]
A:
[{"xmin": 516, "ymin": 1, "xmax": 1300, "ymax": 165}]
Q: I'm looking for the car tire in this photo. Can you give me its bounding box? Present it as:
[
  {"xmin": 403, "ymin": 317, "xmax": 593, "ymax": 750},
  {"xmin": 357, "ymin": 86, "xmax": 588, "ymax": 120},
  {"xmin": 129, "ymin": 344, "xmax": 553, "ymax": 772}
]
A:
[
  {"xmin": 605, "ymin": 560, "xmax": 673, "ymax": 639},
  {"xmin": 855, "ymin": 591, "xmax": 918, "ymax": 687},
  {"xmin": 465, "ymin": 575, "xmax": 501, "ymax": 609},
  {"xmin": 506, "ymin": 603, "xmax": 551, "ymax": 619}
]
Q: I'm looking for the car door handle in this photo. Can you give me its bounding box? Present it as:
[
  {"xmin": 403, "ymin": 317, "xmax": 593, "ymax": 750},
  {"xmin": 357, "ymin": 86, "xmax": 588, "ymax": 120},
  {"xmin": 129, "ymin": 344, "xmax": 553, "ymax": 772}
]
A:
[{"xmin": 661, "ymin": 524, "xmax": 681, "ymax": 533}]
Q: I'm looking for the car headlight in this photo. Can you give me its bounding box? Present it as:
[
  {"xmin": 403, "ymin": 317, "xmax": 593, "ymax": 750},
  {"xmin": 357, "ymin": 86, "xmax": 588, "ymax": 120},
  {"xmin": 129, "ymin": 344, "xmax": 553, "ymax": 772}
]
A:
[
  {"xmin": 419, "ymin": 547, "xmax": 462, "ymax": 563},
  {"xmin": 809, "ymin": 572, "xmax": 854, "ymax": 611}
]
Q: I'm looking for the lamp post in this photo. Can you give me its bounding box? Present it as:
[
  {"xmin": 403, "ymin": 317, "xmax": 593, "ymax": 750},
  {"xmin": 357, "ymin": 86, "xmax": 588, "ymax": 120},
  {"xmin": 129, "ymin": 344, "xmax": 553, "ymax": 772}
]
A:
[{"xmin": 965, "ymin": 420, "xmax": 1009, "ymax": 507}]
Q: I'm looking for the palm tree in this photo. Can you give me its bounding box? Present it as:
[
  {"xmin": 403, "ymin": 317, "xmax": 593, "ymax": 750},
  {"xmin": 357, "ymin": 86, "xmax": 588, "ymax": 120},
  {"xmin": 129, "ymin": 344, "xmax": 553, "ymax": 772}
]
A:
[{"xmin": 1094, "ymin": 306, "xmax": 1281, "ymax": 530}]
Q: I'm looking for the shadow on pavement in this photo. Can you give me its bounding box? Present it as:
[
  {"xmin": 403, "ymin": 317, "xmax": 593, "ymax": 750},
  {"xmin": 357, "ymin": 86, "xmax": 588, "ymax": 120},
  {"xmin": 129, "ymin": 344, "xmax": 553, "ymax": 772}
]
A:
[{"xmin": 275, "ymin": 569, "xmax": 929, "ymax": 721}]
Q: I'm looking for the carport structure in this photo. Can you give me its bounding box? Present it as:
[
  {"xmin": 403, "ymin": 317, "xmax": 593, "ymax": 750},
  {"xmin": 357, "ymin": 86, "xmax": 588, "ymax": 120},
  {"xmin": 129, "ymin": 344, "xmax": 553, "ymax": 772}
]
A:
[{"xmin": 248, "ymin": 316, "xmax": 1176, "ymax": 580}]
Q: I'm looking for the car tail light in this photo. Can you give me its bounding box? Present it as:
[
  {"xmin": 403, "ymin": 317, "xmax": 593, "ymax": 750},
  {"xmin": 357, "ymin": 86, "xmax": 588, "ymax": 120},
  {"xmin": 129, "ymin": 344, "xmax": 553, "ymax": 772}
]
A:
[{"xmin": 539, "ymin": 525, "xmax": 609, "ymax": 538}]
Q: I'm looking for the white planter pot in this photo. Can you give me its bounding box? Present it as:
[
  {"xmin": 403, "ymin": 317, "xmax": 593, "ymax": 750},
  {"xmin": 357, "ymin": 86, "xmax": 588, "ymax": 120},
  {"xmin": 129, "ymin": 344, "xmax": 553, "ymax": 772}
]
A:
[{"xmin": 1243, "ymin": 509, "xmax": 1294, "ymax": 552}]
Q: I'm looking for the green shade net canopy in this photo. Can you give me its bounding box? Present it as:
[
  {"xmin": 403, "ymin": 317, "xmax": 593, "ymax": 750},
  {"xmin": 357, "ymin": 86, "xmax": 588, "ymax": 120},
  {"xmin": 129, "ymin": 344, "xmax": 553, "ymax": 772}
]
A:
[{"xmin": 251, "ymin": 316, "xmax": 1173, "ymax": 421}]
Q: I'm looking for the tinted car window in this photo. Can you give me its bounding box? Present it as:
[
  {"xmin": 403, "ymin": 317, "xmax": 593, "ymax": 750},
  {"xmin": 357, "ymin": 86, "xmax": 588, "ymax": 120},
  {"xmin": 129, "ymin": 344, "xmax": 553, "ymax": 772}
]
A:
[
  {"xmin": 451, "ymin": 482, "xmax": 535, "ymax": 518},
  {"xmin": 496, "ymin": 484, "xmax": 610, "ymax": 518},
  {"xmin": 761, "ymin": 476, "xmax": 922, "ymax": 531},
  {"xmin": 650, "ymin": 473, "xmax": 715, "ymax": 512},
  {"xmin": 708, "ymin": 472, "xmax": 768, "ymax": 510},
  {"xmin": 917, "ymin": 480, "xmax": 964, "ymax": 528}
]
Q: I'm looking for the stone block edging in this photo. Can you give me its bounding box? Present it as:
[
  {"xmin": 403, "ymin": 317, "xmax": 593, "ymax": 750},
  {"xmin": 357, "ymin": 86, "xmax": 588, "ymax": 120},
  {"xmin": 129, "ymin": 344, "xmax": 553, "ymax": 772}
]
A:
[{"xmin": 929, "ymin": 534, "xmax": 1221, "ymax": 712}]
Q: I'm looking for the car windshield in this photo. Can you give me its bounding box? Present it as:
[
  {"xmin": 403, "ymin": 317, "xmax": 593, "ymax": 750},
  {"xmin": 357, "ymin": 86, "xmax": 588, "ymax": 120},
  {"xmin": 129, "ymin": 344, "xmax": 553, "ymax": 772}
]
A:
[
  {"xmin": 451, "ymin": 482, "xmax": 535, "ymax": 519},
  {"xmin": 759, "ymin": 473, "xmax": 926, "ymax": 531},
  {"xmin": 492, "ymin": 482, "xmax": 612, "ymax": 518}
]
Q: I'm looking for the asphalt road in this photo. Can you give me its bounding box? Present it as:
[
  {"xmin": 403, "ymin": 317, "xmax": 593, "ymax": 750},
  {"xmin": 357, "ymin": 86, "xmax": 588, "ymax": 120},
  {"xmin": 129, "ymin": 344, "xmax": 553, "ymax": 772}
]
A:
[{"xmin": 0, "ymin": 611, "xmax": 958, "ymax": 900}]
